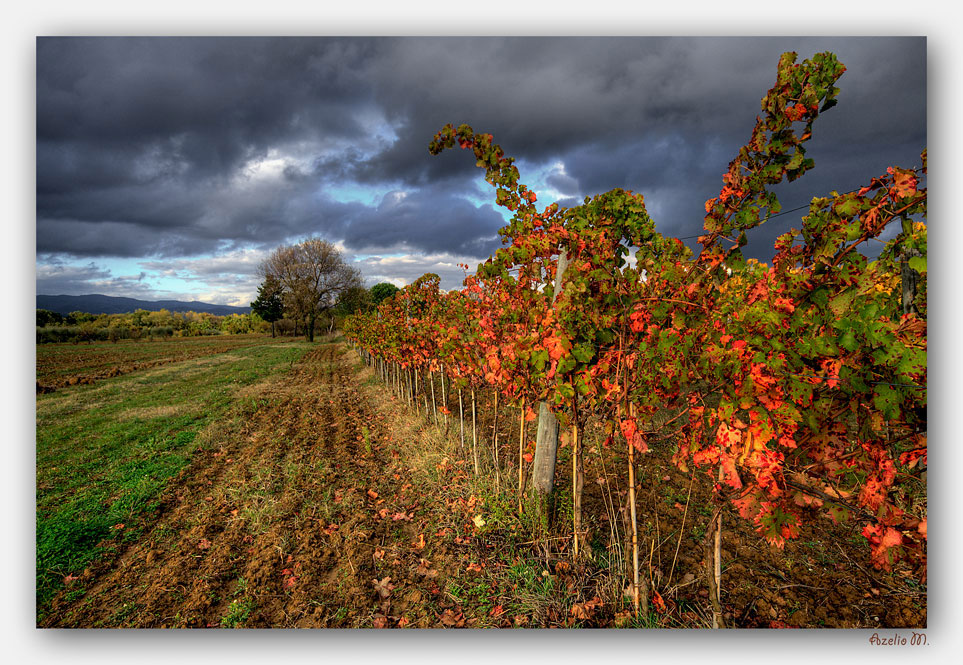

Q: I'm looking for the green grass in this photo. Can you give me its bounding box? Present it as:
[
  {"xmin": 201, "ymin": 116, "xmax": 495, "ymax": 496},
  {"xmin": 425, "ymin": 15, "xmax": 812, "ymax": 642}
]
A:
[
  {"xmin": 221, "ymin": 598, "xmax": 257, "ymax": 628},
  {"xmin": 35, "ymin": 340, "xmax": 313, "ymax": 620}
]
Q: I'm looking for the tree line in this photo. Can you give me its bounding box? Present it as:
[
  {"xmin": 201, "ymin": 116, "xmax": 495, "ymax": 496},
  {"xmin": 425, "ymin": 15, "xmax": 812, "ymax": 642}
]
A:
[
  {"xmin": 37, "ymin": 237, "xmax": 397, "ymax": 345},
  {"xmin": 36, "ymin": 308, "xmax": 268, "ymax": 344}
]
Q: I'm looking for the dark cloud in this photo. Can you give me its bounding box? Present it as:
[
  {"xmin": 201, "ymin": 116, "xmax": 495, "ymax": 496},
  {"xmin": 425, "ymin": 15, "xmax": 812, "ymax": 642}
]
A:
[
  {"xmin": 340, "ymin": 186, "xmax": 504, "ymax": 257},
  {"xmin": 36, "ymin": 36, "xmax": 926, "ymax": 297}
]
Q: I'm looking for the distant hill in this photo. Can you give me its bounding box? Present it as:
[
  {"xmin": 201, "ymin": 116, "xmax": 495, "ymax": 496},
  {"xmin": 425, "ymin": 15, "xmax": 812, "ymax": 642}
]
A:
[{"xmin": 37, "ymin": 294, "xmax": 251, "ymax": 317}]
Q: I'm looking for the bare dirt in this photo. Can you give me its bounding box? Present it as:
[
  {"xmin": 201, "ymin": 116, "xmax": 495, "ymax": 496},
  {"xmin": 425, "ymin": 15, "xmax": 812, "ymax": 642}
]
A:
[
  {"xmin": 43, "ymin": 343, "xmax": 490, "ymax": 628},
  {"xmin": 36, "ymin": 335, "xmax": 286, "ymax": 393},
  {"xmin": 41, "ymin": 342, "xmax": 926, "ymax": 629}
]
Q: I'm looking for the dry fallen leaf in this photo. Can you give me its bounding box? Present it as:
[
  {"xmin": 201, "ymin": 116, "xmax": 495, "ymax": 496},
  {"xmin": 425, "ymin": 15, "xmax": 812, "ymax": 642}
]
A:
[
  {"xmin": 439, "ymin": 609, "xmax": 465, "ymax": 627},
  {"xmin": 372, "ymin": 576, "xmax": 394, "ymax": 599},
  {"xmin": 570, "ymin": 597, "xmax": 603, "ymax": 620},
  {"xmin": 415, "ymin": 559, "xmax": 438, "ymax": 578}
]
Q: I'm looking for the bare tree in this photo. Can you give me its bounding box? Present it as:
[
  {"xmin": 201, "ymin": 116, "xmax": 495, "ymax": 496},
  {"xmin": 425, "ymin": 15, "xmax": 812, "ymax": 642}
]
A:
[{"xmin": 261, "ymin": 238, "xmax": 362, "ymax": 342}]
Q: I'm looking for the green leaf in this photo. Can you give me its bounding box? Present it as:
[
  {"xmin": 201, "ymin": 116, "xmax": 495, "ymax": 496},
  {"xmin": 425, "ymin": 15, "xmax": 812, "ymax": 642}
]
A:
[
  {"xmin": 810, "ymin": 287, "xmax": 830, "ymax": 308},
  {"xmin": 828, "ymin": 289, "xmax": 855, "ymax": 317},
  {"xmin": 907, "ymin": 255, "xmax": 926, "ymax": 273},
  {"xmin": 845, "ymin": 220, "xmax": 862, "ymax": 241},
  {"xmin": 557, "ymin": 383, "xmax": 575, "ymax": 399},
  {"xmin": 835, "ymin": 199, "xmax": 859, "ymax": 217},
  {"xmin": 838, "ymin": 328, "xmax": 859, "ymax": 352},
  {"xmin": 872, "ymin": 384, "xmax": 900, "ymax": 420},
  {"xmin": 557, "ymin": 356, "xmax": 576, "ymax": 375},
  {"xmin": 572, "ymin": 343, "xmax": 594, "ymax": 364}
]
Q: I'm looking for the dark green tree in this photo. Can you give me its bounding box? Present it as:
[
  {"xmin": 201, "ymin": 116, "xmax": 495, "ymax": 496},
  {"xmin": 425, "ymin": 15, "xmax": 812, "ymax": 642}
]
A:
[
  {"xmin": 36, "ymin": 309, "xmax": 64, "ymax": 327},
  {"xmin": 250, "ymin": 275, "xmax": 285, "ymax": 337},
  {"xmin": 334, "ymin": 285, "xmax": 373, "ymax": 318},
  {"xmin": 370, "ymin": 282, "xmax": 400, "ymax": 306}
]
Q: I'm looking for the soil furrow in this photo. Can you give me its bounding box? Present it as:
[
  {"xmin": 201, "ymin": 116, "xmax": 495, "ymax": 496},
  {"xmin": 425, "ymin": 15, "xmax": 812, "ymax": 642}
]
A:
[{"xmin": 44, "ymin": 343, "xmax": 463, "ymax": 628}]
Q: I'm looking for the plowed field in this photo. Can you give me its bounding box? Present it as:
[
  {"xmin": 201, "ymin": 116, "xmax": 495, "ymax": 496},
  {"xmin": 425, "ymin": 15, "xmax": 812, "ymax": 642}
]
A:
[
  {"xmin": 37, "ymin": 340, "xmax": 926, "ymax": 629},
  {"xmin": 36, "ymin": 334, "xmax": 291, "ymax": 392}
]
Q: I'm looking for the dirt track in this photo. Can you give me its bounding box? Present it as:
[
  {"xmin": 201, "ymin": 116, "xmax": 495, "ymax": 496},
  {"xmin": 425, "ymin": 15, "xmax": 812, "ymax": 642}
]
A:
[
  {"xmin": 43, "ymin": 343, "xmax": 481, "ymax": 628},
  {"xmin": 41, "ymin": 341, "xmax": 926, "ymax": 629}
]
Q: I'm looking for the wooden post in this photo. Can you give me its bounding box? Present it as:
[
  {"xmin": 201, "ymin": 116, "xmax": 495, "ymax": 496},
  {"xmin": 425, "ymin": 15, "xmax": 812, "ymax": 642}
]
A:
[
  {"xmin": 430, "ymin": 369, "xmax": 439, "ymax": 427},
  {"xmin": 572, "ymin": 421, "xmax": 582, "ymax": 558},
  {"xmin": 518, "ymin": 401, "xmax": 527, "ymax": 513},
  {"xmin": 627, "ymin": 404, "xmax": 640, "ymax": 615},
  {"xmin": 414, "ymin": 367, "xmax": 419, "ymax": 412},
  {"xmin": 709, "ymin": 467, "xmax": 724, "ymax": 629},
  {"xmin": 441, "ymin": 365, "xmax": 449, "ymax": 433},
  {"xmin": 471, "ymin": 387, "xmax": 479, "ymax": 476},
  {"xmin": 901, "ymin": 215, "xmax": 920, "ymax": 316},
  {"xmin": 491, "ymin": 390, "xmax": 501, "ymax": 487},
  {"xmin": 531, "ymin": 250, "xmax": 570, "ymax": 524},
  {"xmin": 626, "ymin": 403, "xmax": 647, "ymax": 616},
  {"xmin": 423, "ymin": 370, "xmax": 430, "ymax": 417},
  {"xmin": 459, "ymin": 388, "xmax": 466, "ymax": 454}
]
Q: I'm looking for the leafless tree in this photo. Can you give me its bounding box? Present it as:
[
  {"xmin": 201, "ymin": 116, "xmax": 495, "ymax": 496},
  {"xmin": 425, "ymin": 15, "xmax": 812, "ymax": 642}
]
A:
[{"xmin": 260, "ymin": 238, "xmax": 362, "ymax": 342}]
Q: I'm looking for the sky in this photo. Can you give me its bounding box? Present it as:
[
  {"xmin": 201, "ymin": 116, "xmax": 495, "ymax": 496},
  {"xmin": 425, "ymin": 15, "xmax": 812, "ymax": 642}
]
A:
[
  {"xmin": 35, "ymin": 36, "xmax": 926, "ymax": 306},
  {"xmin": 9, "ymin": 2, "xmax": 962, "ymax": 662}
]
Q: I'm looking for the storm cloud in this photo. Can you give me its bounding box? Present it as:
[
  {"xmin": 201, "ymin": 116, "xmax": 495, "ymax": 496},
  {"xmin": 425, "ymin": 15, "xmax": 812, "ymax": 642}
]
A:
[{"xmin": 36, "ymin": 36, "xmax": 926, "ymax": 300}]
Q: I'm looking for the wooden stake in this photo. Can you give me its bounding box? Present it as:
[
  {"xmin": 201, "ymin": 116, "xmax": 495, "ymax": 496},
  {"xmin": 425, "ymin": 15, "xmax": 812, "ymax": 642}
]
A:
[
  {"xmin": 458, "ymin": 388, "xmax": 465, "ymax": 454},
  {"xmin": 572, "ymin": 418, "xmax": 583, "ymax": 559},
  {"xmin": 628, "ymin": 404, "xmax": 640, "ymax": 615},
  {"xmin": 709, "ymin": 467, "xmax": 724, "ymax": 629},
  {"xmin": 491, "ymin": 390, "xmax": 501, "ymax": 487},
  {"xmin": 441, "ymin": 365, "xmax": 449, "ymax": 433},
  {"xmin": 414, "ymin": 367, "xmax": 419, "ymax": 412},
  {"xmin": 423, "ymin": 370, "xmax": 430, "ymax": 417},
  {"xmin": 471, "ymin": 388, "xmax": 479, "ymax": 476},
  {"xmin": 430, "ymin": 369, "xmax": 438, "ymax": 427},
  {"xmin": 518, "ymin": 400, "xmax": 527, "ymax": 513}
]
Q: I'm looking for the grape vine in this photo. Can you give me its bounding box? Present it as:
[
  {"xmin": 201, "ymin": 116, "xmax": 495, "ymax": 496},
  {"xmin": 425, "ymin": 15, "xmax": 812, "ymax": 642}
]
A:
[{"xmin": 343, "ymin": 51, "xmax": 927, "ymax": 613}]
